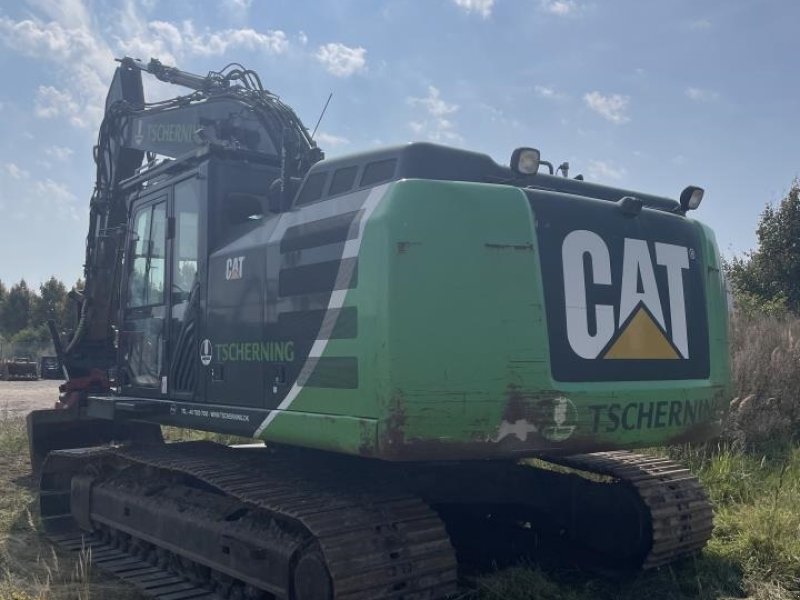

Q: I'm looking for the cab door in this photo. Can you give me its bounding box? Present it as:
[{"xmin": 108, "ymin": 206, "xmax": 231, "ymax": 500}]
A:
[
  {"xmin": 167, "ymin": 176, "xmax": 204, "ymax": 401},
  {"xmin": 122, "ymin": 194, "xmax": 169, "ymax": 396}
]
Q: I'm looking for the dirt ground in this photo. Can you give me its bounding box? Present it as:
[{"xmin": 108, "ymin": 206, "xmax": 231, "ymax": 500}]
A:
[{"xmin": 0, "ymin": 379, "xmax": 61, "ymax": 417}]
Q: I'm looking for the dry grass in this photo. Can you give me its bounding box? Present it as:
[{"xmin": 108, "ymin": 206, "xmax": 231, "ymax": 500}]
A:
[
  {"xmin": 727, "ymin": 314, "xmax": 800, "ymax": 447},
  {"xmin": 0, "ymin": 417, "xmax": 139, "ymax": 600}
]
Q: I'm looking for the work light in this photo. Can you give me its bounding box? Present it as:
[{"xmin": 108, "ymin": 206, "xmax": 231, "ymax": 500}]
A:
[
  {"xmin": 510, "ymin": 147, "xmax": 541, "ymax": 175},
  {"xmin": 679, "ymin": 186, "xmax": 704, "ymax": 211}
]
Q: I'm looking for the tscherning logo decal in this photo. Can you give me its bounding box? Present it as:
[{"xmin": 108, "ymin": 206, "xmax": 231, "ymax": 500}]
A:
[
  {"xmin": 200, "ymin": 339, "xmax": 212, "ymax": 366},
  {"xmin": 562, "ymin": 230, "xmax": 691, "ymax": 361}
]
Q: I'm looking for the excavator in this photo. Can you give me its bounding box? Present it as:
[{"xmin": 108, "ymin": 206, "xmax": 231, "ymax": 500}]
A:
[{"xmin": 27, "ymin": 57, "xmax": 731, "ymax": 600}]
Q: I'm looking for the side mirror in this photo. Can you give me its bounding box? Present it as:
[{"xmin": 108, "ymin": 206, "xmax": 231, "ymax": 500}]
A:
[
  {"xmin": 679, "ymin": 186, "xmax": 704, "ymax": 212},
  {"xmin": 267, "ymin": 179, "xmax": 283, "ymax": 213},
  {"xmin": 268, "ymin": 177, "xmax": 302, "ymax": 213},
  {"xmin": 510, "ymin": 147, "xmax": 541, "ymax": 176}
]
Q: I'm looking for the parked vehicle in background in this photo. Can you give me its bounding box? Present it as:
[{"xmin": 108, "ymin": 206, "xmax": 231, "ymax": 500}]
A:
[
  {"xmin": 2, "ymin": 357, "xmax": 38, "ymax": 381},
  {"xmin": 39, "ymin": 356, "xmax": 62, "ymax": 380}
]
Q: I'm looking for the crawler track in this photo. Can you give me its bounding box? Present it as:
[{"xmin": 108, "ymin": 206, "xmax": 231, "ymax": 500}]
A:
[
  {"xmin": 549, "ymin": 451, "xmax": 714, "ymax": 569},
  {"xmin": 40, "ymin": 442, "xmax": 458, "ymax": 600},
  {"xmin": 39, "ymin": 445, "xmax": 712, "ymax": 599},
  {"xmin": 47, "ymin": 530, "xmax": 221, "ymax": 600}
]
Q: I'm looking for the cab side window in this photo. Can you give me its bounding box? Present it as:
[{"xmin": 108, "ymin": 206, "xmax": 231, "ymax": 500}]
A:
[
  {"xmin": 128, "ymin": 201, "xmax": 167, "ymax": 307},
  {"xmin": 173, "ymin": 181, "xmax": 200, "ymax": 299}
]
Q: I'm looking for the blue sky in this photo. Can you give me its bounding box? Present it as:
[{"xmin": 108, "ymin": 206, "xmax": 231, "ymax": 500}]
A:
[{"xmin": 0, "ymin": 0, "xmax": 798, "ymax": 287}]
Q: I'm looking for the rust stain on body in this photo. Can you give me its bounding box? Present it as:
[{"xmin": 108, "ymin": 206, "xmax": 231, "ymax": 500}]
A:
[{"xmin": 384, "ymin": 391, "xmax": 408, "ymax": 449}]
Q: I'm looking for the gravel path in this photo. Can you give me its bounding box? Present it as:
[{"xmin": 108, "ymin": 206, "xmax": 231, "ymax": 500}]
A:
[{"xmin": 0, "ymin": 379, "xmax": 61, "ymax": 417}]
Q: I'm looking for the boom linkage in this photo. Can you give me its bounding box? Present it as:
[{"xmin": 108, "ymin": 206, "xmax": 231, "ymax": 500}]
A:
[{"xmin": 57, "ymin": 57, "xmax": 321, "ymax": 379}]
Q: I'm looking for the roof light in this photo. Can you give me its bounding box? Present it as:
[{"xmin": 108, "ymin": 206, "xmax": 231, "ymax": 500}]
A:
[
  {"xmin": 510, "ymin": 147, "xmax": 541, "ymax": 176},
  {"xmin": 679, "ymin": 186, "xmax": 704, "ymax": 211}
]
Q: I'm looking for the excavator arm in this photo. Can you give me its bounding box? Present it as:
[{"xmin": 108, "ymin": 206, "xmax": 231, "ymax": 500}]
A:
[{"xmin": 57, "ymin": 57, "xmax": 321, "ymax": 381}]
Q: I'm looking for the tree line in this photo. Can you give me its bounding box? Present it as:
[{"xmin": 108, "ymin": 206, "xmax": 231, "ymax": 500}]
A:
[
  {"xmin": 0, "ymin": 277, "xmax": 82, "ymax": 356},
  {"xmin": 726, "ymin": 179, "xmax": 800, "ymax": 316}
]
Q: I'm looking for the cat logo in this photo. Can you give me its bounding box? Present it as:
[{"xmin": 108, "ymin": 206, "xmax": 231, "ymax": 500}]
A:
[
  {"xmin": 225, "ymin": 256, "xmax": 245, "ymax": 281},
  {"xmin": 562, "ymin": 230, "xmax": 691, "ymax": 360}
]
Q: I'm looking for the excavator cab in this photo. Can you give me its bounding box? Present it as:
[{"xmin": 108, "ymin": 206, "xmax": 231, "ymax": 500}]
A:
[{"xmin": 116, "ymin": 153, "xmax": 277, "ymax": 402}]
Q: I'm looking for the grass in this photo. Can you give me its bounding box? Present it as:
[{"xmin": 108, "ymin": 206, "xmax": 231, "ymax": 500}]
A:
[
  {"xmin": 470, "ymin": 443, "xmax": 800, "ymax": 600},
  {"xmin": 0, "ymin": 417, "xmax": 796, "ymax": 599},
  {"xmin": 0, "ymin": 419, "xmax": 253, "ymax": 600},
  {"xmin": 0, "ymin": 417, "xmax": 141, "ymax": 600}
]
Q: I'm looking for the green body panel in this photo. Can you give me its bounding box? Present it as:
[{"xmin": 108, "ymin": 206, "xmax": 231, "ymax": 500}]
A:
[{"xmin": 261, "ymin": 180, "xmax": 731, "ymax": 460}]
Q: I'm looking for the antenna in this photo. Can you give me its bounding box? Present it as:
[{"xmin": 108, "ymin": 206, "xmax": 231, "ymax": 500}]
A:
[{"xmin": 310, "ymin": 92, "xmax": 333, "ymax": 141}]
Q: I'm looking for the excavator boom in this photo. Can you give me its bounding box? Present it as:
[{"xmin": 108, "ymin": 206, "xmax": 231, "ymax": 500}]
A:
[{"xmin": 61, "ymin": 57, "xmax": 320, "ymax": 379}]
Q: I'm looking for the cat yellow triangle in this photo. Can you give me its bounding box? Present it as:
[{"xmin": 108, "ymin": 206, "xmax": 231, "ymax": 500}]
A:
[{"xmin": 603, "ymin": 306, "xmax": 680, "ymax": 360}]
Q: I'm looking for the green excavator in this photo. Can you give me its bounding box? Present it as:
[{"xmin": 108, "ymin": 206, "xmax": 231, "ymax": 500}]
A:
[{"xmin": 27, "ymin": 57, "xmax": 730, "ymax": 599}]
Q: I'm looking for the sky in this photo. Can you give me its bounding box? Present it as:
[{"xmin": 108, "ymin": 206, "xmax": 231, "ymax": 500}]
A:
[{"xmin": 0, "ymin": 0, "xmax": 798, "ymax": 288}]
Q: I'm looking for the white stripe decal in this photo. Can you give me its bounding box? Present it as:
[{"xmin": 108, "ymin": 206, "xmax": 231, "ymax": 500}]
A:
[{"xmin": 254, "ymin": 183, "xmax": 390, "ymax": 436}]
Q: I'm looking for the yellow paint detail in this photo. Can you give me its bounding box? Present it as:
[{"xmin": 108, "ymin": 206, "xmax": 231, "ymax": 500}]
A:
[{"xmin": 603, "ymin": 306, "xmax": 680, "ymax": 360}]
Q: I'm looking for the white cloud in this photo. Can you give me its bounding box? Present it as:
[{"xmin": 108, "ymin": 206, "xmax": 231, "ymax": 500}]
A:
[
  {"xmin": 116, "ymin": 20, "xmax": 181, "ymax": 64},
  {"xmin": 0, "ymin": 5, "xmax": 291, "ymax": 131},
  {"xmin": 28, "ymin": 0, "xmax": 94, "ymax": 30},
  {"xmin": 315, "ymin": 132, "xmax": 350, "ymax": 147},
  {"xmin": 407, "ymin": 86, "xmax": 461, "ymax": 143},
  {"xmin": 222, "ymin": 0, "xmax": 252, "ymax": 15},
  {"xmin": 587, "ymin": 159, "xmax": 626, "ymax": 182},
  {"xmin": 183, "ymin": 23, "xmax": 289, "ymax": 56},
  {"xmin": 33, "ymin": 179, "xmax": 80, "ymax": 220},
  {"xmin": 35, "ymin": 179, "xmax": 76, "ymax": 202},
  {"xmin": 688, "ymin": 18, "xmax": 712, "ymax": 30},
  {"xmin": 685, "ymin": 87, "xmax": 719, "ymax": 102},
  {"xmin": 478, "ymin": 102, "xmax": 503, "ymax": 120},
  {"xmin": 539, "ymin": 0, "xmax": 581, "ymax": 16},
  {"xmin": 316, "ymin": 43, "xmax": 367, "ymax": 77},
  {"xmin": 534, "ymin": 84, "xmax": 567, "ymax": 100},
  {"xmin": 0, "ymin": 14, "xmax": 111, "ymax": 129},
  {"xmin": 0, "ymin": 16, "xmax": 91, "ymax": 55},
  {"xmin": 409, "ymin": 85, "xmax": 458, "ymax": 117},
  {"xmin": 118, "ymin": 21, "xmax": 289, "ymax": 61},
  {"xmin": 5, "ymin": 163, "xmax": 30, "ymax": 179},
  {"xmin": 298, "ymin": 30, "xmax": 308, "ymax": 46},
  {"xmin": 35, "ymin": 85, "xmax": 79, "ymax": 118},
  {"xmin": 45, "ymin": 145, "xmax": 75, "ymax": 161},
  {"xmin": 2, "ymin": 168, "xmax": 81, "ymax": 222},
  {"xmin": 583, "ymin": 91, "xmax": 630, "ymax": 124},
  {"xmin": 452, "ymin": 0, "xmax": 495, "ymax": 18}
]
